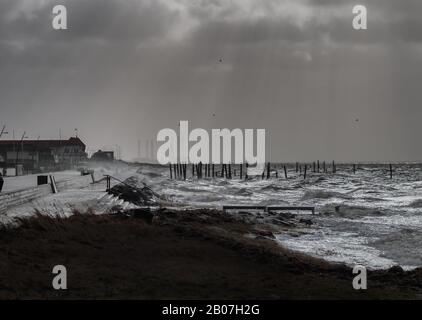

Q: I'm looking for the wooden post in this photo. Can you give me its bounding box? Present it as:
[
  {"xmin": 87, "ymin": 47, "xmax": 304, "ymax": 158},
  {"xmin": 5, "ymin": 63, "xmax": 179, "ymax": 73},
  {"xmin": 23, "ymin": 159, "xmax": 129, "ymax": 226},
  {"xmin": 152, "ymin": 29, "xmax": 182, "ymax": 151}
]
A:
[
  {"xmin": 323, "ymin": 161, "xmax": 326, "ymax": 173},
  {"xmin": 353, "ymin": 164, "xmax": 356, "ymax": 174},
  {"xmin": 332, "ymin": 161, "xmax": 336, "ymax": 174},
  {"xmin": 212, "ymin": 164, "xmax": 215, "ymax": 178},
  {"xmin": 313, "ymin": 162, "xmax": 316, "ymax": 173},
  {"xmin": 284, "ymin": 165, "xmax": 288, "ymax": 179},
  {"xmin": 317, "ymin": 160, "xmax": 320, "ymax": 173},
  {"xmin": 389, "ymin": 164, "xmax": 393, "ymax": 179},
  {"xmin": 106, "ymin": 175, "xmax": 111, "ymax": 191},
  {"xmin": 228, "ymin": 164, "xmax": 232, "ymax": 179},
  {"xmin": 240, "ymin": 164, "xmax": 243, "ymax": 180},
  {"xmin": 200, "ymin": 162, "xmax": 203, "ymax": 179},
  {"xmin": 169, "ymin": 164, "xmax": 173, "ymax": 179},
  {"xmin": 183, "ymin": 164, "xmax": 187, "ymax": 180},
  {"xmin": 245, "ymin": 163, "xmax": 249, "ymax": 180},
  {"xmin": 296, "ymin": 162, "xmax": 299, "ymax": 173},
  {"xmin": 267, "ymin": 162, "xmax": 271, "ymax": 179},
  {"xmin": 304, "ymin": 165, "xmax": 307, "ymax": 180}
]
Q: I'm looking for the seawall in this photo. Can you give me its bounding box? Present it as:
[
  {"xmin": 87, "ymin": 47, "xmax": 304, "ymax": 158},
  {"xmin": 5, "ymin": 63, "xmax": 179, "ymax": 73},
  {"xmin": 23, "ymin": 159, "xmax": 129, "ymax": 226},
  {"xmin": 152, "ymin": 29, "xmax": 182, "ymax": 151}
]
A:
[{"xmin": 0, "ymin": 173, "xmax": 97, "ymax": 214}]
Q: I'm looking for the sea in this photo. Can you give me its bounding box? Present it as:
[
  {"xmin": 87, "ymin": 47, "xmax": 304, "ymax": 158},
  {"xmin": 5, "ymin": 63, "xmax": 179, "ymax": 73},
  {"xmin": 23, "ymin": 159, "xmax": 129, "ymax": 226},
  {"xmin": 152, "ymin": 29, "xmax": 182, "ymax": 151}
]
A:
[{"xmin": 136, "ymin": 163, "xmax": 422, "ymax": 270}]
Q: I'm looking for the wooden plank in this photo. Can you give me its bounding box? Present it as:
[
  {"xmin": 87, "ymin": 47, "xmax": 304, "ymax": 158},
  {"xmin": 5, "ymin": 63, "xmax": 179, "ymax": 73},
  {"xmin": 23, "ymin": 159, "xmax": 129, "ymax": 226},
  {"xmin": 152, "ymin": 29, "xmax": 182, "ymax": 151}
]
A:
[
  {"xmin": 268, "ymin": 206, "xmax": 315, "ymax": 214},
  {"xmin": 223, "ymin": 205, "xmax": 315, "ymax": 213},
  {"xmin": 223, "ymin": 205, "xmax": 267, "ymax": 213}
]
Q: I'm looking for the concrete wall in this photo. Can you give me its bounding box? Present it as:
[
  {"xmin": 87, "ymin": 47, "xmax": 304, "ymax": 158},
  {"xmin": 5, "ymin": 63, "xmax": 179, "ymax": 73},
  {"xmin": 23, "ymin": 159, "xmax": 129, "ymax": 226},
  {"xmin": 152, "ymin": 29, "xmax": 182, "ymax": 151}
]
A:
[
  {"xmin": 0, "ymin": 184, "xmax": 52, "ymax": 214},
  {"xmin": 0, "ymin": 173, "xmax": 97, "ymax": 214}
]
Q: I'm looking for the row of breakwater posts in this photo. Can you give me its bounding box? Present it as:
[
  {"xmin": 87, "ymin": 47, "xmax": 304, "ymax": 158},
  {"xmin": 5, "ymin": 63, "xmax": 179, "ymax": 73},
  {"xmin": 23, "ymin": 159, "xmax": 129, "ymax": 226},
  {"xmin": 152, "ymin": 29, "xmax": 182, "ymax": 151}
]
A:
[{"xmin": 169, "ymin": 161, "xmax": 396, "ymax": 180}]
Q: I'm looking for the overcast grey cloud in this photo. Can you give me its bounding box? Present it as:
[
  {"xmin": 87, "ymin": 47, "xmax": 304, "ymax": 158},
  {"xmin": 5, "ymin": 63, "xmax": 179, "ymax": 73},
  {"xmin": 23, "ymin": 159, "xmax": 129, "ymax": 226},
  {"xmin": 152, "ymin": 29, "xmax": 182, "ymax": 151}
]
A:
[{"xmin": 1, "ymin": 0, "xmax": 421, "ymax": 161}]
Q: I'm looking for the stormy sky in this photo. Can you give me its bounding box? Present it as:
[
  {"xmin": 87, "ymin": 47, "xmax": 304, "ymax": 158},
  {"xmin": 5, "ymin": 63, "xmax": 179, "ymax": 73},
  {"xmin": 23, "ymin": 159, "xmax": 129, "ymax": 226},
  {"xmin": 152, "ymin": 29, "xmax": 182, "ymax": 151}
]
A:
[{"xmin": 0, "ymin": 0, "xmax": 421, "ymax": 162}]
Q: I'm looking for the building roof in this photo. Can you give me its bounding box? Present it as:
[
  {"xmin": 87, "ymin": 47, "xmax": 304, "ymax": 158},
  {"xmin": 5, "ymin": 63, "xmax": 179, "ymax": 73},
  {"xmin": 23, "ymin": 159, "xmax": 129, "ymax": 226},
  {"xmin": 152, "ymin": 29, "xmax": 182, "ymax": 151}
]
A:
[{"xmin": 0, "ymin": 137, "xmax": 86, "ymax": 148}]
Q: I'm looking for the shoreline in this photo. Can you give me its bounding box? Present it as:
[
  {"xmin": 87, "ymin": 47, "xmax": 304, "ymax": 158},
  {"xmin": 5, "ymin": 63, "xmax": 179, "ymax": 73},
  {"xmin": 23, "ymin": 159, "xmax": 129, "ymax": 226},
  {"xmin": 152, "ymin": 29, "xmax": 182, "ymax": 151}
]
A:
[{"xmin": 1, "ymin": 207, "xmax": 421, "ymax": 299}]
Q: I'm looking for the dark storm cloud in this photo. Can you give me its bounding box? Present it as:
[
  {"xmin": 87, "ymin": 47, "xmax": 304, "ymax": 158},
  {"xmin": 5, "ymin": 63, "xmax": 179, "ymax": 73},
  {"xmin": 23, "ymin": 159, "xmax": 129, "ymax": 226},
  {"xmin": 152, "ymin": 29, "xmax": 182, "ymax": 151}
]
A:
[
  {"xmin": 0, "ymin": 0, "xmax": 179, "ymax": 42},
  {"xmin": 0, "ymin": 0, "xmax": 184, "ymax": 69},
  {"xmin": 1, "ymin": 0, "xmax": 422, "ymax": 161},
  {"xmin": 187, "ymin": 0, "xmax": 422, "ymax": 46},
  {"xmin": 1, "ymin": 0, "xmax": 421, "ymax": 56},
  {"xmin": 0, "ymin": 0, "xmax": 419, "ymax": 45}
]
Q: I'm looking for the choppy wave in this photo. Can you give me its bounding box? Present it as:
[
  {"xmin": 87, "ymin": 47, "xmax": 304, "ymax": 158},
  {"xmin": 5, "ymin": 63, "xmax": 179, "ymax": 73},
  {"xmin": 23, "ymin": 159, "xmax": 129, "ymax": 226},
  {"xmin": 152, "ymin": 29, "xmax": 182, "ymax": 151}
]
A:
[
  {"xmin": 301, "ymin": 189, "xmax": 352, "ymax": 201},
  {"xmin": 135, "ymin": 163, "xmax": 422, "ymax": 270}
]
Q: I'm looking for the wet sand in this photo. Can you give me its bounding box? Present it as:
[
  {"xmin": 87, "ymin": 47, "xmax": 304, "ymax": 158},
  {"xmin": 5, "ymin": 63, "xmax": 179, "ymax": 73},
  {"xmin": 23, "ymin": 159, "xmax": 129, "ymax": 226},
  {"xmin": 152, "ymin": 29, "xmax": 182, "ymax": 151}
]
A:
[{"xmin": 0, "ymin": 208, "xmax": 421, "ymax": 299}]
